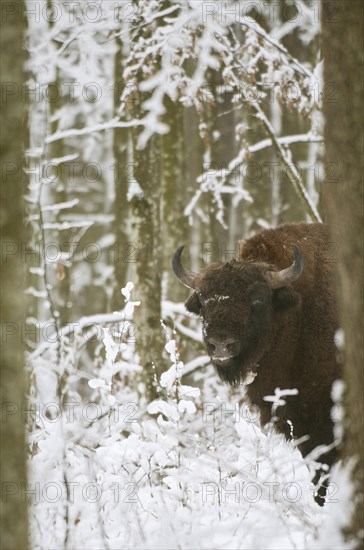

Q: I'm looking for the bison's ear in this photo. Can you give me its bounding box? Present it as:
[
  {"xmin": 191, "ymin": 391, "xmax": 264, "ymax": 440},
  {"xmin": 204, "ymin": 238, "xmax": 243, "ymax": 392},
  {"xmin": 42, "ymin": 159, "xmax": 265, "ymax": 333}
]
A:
[
  {"xmin": 185, "ymin": 292, "xmax": 202, "ymax": 315},
  {"xmin": 272, "ymin": 287, "xmax": 301, "ymax": 312}
]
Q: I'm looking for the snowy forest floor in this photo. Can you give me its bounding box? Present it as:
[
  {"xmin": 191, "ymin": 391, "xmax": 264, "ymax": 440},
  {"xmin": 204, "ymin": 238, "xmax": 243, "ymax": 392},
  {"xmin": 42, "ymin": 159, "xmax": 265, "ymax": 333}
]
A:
[{"xmin": 27, "ymin": 284, "xmax": 353, "ymax": 550}]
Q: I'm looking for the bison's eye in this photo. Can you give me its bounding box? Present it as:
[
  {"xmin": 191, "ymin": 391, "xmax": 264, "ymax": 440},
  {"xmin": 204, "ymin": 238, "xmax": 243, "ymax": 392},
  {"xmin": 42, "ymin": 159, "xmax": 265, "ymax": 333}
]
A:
[{"xmin": 185, "ymin": 292, "xmax": 202, "ymax": 314}]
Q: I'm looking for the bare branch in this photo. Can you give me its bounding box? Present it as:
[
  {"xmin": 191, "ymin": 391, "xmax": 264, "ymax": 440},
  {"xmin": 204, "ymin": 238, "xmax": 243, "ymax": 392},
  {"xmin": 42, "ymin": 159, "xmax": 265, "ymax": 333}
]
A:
[
  {"xmin": 249, "ymin": 133, "xmax": 323, "ymax": 154},
  {"xmin": 46, "ymin": 119, "xmax": 142, "ymax": 144},
  {"xmin": 251, "ymin": 104, "xmax": 322, "ymax": 222}
]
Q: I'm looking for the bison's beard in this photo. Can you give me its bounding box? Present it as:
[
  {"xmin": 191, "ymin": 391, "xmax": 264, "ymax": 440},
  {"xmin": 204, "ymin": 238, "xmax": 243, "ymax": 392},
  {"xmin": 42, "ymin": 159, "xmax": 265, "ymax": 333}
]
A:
[
  {"xmin": 213, "ymin": 355, "xmax": 260, "ymax": 387},
  {"xmin": 206, "ymin": 324, "xmax": 271, "ymax": 387}
]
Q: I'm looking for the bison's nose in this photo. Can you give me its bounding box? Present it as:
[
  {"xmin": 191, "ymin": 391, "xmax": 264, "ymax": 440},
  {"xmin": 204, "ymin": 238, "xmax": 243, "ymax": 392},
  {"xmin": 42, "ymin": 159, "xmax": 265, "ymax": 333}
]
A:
[{"xmin": 207, "ymin": 336, "xmax": 239, "ymax": 359}]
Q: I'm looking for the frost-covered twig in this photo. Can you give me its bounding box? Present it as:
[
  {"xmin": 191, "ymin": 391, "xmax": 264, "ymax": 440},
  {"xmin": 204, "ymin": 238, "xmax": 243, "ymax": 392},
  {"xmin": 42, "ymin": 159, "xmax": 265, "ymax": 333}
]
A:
[
  {"xmin": 27, "ymin": 311, "xmax": 130, "ymax": 363},
  {"xmin": 196, "ymin": 133, "xmax": 323, "ymax": 207},
  {"xmin": 251, "ymin": 104, "xmax": 322, "ymax": 222},
  {"xmin": 235, "ymin": 16, "xmax": 314, "ymax": 79},
  {"xmin": 248, "ymin": 133, "xmax": 323, "ymax": 154},
  {"xmin": 35, "ymin": 101, "xmax": 62, "ymax": 363},
  {"xmin": 217, "ymin": 28, "xmax": 322, "ymax": 222},
  {"xmin": 46, "ymin": 119, "xmax": 142, "ymax": 144},
  {"xmin": 30, "ymin": 84, "xmax": 74, "ymax": 547}
]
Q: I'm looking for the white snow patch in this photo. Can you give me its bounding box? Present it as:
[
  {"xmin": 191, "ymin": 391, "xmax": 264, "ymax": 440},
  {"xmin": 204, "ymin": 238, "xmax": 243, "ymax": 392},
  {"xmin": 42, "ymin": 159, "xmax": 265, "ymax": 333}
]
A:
[
  {"xmin": 334, "ymin": 328, "xmax": 345, "ymax": 350},
  {"xmin": 127, "ymin": 179, "xmax": 144, "ymax": 201}
]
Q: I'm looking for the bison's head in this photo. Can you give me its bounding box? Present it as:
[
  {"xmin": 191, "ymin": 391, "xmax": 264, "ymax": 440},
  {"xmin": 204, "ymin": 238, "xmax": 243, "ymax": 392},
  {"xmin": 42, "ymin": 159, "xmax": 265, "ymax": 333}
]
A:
[{"xmin": 172, "ymin": 244, "xmax": 303, "ymax": 386}]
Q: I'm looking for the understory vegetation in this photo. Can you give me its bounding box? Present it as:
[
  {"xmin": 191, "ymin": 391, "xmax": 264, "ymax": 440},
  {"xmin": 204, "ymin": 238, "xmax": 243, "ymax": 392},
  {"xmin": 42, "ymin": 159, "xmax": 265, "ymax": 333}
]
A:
[{"xmin": 27, "ymin": 283, "xmax": 351, "ymax": 549}]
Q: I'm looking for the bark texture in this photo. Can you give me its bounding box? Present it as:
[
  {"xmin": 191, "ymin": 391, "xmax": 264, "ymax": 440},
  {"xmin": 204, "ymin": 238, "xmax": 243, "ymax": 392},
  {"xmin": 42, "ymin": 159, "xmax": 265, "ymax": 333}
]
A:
[
  {"xmin": 322, "ymin": 1, "xmax": 363, "ymax": 546},
  {"xmin": 0, "ymin": 1, "xmax": 29, "ymax": 547},
  {"xmin": 131, "ymin": 126, "xmax": 165, "ymax": 400}
]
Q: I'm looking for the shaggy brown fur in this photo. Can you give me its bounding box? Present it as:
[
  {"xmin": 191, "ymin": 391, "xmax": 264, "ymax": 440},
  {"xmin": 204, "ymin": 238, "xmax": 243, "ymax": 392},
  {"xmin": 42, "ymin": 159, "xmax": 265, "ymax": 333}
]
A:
[{"xmin": 182, "ymin": 223, "xmax": 341, "ymax": 502}]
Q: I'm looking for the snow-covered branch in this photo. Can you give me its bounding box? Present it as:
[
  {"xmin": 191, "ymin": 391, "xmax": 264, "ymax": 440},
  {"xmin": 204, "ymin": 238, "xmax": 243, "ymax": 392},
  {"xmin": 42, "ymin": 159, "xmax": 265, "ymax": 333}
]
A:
[
  {"xmin": 248, "ymin": 133, "xmax": 323, "ymax": 154},
  {"xmin": 46, "ymin": 119, "xmax": 142, "ymax": 144},
  {"xmin": 252, "ymin": 105, "xmax": 322, "ymax": 222}
]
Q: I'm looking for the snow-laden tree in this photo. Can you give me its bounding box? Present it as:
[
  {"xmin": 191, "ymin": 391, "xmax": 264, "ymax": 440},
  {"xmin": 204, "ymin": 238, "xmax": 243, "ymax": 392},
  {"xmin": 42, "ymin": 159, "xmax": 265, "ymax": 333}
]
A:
[{"xmin": 24, "ymin": 0, "xmax": 324, "ymax": 372}]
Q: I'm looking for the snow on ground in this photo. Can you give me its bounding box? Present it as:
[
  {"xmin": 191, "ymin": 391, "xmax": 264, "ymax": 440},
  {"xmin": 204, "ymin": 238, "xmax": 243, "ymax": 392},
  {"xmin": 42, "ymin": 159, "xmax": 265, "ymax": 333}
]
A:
[{"xmin": 27, "ymin": 286, "xmax": 353, "ymax": 550}]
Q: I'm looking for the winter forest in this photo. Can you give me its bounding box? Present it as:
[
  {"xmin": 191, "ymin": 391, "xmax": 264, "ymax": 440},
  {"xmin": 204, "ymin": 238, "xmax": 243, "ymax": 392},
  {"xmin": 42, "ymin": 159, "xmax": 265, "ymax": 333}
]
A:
[{"xmin": 1, "ymin": 1, "xmax": 363, "ymax": 549}]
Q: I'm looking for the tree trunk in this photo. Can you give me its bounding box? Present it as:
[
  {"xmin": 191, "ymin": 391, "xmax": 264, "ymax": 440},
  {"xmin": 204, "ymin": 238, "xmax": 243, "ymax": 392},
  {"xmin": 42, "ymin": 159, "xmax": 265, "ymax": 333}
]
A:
[
  {"xmin": 48, "ymin": 68, "xmax": 72, "ymax": 327},
  {"xmin": 130, "ymin": 127, "xmax": 165, "ymax": 400},
  {"xmin": 162, "ymin": 98, "xmax": 189, "ymax": 301},
  {"xmin": 0, "ymin": 1, "xmax": 28, "ymax": 547},
  {"xmin": 113, "ymin": 36, "xmax": 131, "ymax": 302},
  {"xmin": 322, "ymin": 1, "xmax": 363, "ymax": 546}
]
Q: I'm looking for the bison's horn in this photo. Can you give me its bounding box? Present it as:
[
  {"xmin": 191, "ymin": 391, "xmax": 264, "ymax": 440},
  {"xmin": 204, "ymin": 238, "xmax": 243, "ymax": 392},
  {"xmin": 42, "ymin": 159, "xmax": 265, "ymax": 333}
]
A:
[
  {"xmin": 267, "ymin": 244, "xmax": 304, "ymax": 289},
  {"xmin": 172, "ymin": 246, "xmax": 199, "ymax": 290}
]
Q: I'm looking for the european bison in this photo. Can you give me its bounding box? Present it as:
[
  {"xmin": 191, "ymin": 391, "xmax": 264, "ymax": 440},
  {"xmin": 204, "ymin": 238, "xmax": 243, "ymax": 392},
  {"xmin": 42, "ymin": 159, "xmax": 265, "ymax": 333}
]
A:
[{"xmin": 172, "ymin": 222, "xmax": 341, "ymax": 503}]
